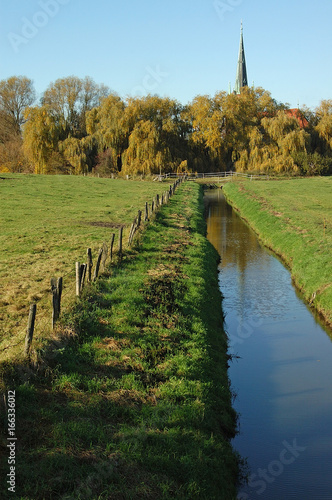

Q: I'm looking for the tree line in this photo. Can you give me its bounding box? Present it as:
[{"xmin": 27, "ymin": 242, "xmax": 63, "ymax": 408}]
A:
[{"xmin": 1, "ymin": 75, "xmax": 332, "ymax": 176}]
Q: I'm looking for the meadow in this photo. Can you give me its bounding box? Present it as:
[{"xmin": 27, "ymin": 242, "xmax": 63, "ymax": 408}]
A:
[
  {"xmin": 223, "ymin": 177, "xmax": 332, "ymax": 326},
  {"xmin": 0, "ymin": 174, "xmax": 162, "ymax": 361},
  {"xmin": 0, "ymin": 181, "xmax": 239, "ymax": 499}
]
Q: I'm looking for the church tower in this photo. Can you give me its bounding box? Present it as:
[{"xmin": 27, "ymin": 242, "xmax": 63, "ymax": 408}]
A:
[{"xmin": 234, "ymin": 22, "xmax": 248, "ymax": 94}]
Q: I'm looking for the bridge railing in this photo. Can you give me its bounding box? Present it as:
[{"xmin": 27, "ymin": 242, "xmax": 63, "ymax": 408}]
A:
[{"xmin": 158, "ymin": 171, "xmax": 269, "ymax": 181}]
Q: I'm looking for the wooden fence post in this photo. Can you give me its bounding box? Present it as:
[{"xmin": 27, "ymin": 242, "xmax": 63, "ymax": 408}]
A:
[
  {"xmin": 151, "ymin": 200, "xmax": 155, "ymax": 213},
  {"xmin": 51, "ymin": 277, "xmax": 63, "ymax": 329},
  {"xmin": 144, "ymin": 202, "xmax": 149, "ymax": 222},
  {"xmin": 80, "ymin": 264, "xmax": 87, "ymax": 291},
  {"xmin": 128, "ymin": 222, "xmax": 135, "ymax": 245},
  {"xmin": 118, "ymin": 227, "xmax": 123, "ymax": 261},
  {"xmin": 87, "ymin": 248, "xmax": 93, "ymax": 282},
  {"xmin": 57, "ymin": 277, "xmax": 63, "ymax": 315},
  {"xmin": 25, "ymin": 304, "xmax": 37, "ymax": 356},
  {"xmin": 110, "ymin": 233, "xmax": 115, "ymax": 262},
  {"xmin": 156, "ymin": 194, "xmax": 160, "ymax": 207},
  {"xmin": 93, "ymin": 247, "xmax": 103, "ymax": 281},
  {"xmin": 137, "ymin": 210, "xmax": 142, "ymax": 228},
  {"xmin": 76, "ymin": 262, "xmax": 81, "ymax": 297},
  {"xmin": 101, "ymin": 242, "xmax": 108, "ymax": 270}
]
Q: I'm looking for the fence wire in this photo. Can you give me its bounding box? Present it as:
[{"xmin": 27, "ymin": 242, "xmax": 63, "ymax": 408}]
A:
[{"xmin": 1, "ymin": 180, "xmax": 183, "ymax": 359}]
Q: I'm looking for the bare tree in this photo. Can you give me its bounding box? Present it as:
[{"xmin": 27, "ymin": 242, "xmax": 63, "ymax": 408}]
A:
[{"xmin": 0, "ymin": 76, "xmax": 36, "ymax": 138}]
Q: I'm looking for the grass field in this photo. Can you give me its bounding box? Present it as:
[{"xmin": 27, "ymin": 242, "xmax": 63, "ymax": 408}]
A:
[
  {"xmin": 223, "ymin": 177, "xmax": 332, "ymax": 326},
  {"xmin": 0, "ymin": 174, "xmax": 164, "ymax": 361},
  {"xmin": 0, "ymin": 182, "xmax": 239, "ymax": 499}
]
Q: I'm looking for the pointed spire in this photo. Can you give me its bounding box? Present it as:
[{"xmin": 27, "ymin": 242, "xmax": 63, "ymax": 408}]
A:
[{"xmin": 235, "ymin": 21, "xmax": 248, "ymax": 94}]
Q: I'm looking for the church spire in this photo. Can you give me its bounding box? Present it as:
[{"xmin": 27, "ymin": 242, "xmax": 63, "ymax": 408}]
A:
[{"xmin": 234, "ymin": 21, "xmax": 248, "ymax": 94}]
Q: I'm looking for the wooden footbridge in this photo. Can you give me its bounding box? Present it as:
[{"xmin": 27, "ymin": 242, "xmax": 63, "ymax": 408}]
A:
[{"xmin": 157, "ymin": 171, "xmax": 269, "ymax": 185}]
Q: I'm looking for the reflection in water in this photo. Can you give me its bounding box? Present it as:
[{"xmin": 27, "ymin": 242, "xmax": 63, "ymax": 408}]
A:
[{"xmin": 205, "ymin": 190, "xmax": 332, "ymax": 500}]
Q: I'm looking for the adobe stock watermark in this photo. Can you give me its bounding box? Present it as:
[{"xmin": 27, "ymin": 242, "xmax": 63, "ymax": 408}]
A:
[
  {"xmin": 237, "ymin": 439, "xmax": 307, "ymax": 499},
  {"xmin": 227, "ymin": 282, "xmax": 289, "ymax": 351},
  {"xmin": 6, "ymin": 390, "xmax": 17, "ymax": 494},
  {"xmin": 131, "ymin": 65, "xmax": 169, "ymax": 96},
  {"xmin": 213, "ymin": 0, "xmax": 243, "ymax": 22},
  {"xmin": 228, "ymin": 315, "xmax": 263, "ymax": 351},
  {"xmin": 8, "ymin": 0, "xmax": 71, "ymax": 54}
]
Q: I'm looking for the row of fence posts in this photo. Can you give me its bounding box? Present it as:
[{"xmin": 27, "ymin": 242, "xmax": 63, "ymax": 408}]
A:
[{"xmin": 23, "ymin": 177, "xmax": 183, "ymax": 358}]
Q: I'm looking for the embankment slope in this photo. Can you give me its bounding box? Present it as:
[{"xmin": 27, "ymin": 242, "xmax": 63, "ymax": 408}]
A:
[{"xmin": 223, "ymin": 178, "xmax": 332, "ymax": 327}]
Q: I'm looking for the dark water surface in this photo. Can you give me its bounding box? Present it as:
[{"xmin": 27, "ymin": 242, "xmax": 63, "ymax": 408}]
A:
[{"xmin": 205, "ymin": 189, "xmax": 332, "ymax": 500}]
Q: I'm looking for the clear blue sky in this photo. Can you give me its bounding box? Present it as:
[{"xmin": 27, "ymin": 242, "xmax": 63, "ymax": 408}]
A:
[{"xmin": 0, "ymin": 0, "xmax": 331, "ymax": 110}]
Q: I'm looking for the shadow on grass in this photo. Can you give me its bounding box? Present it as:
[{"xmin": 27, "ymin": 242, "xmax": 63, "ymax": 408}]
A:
[{"xmin": 0, "ymin": 183, "xmax": 240, "ymax": 499}]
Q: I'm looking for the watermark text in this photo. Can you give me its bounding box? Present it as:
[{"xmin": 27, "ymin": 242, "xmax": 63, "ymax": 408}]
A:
[
  {"xmin": 213, "ymin": 0, "xmax": 243, "ymax": 21},
  {"xmin": 238, "ymin": 439, "xmax": 307, "ymax": 499},
  {"xmin": 8, "ymin": 0, "xmax": 71, "ymax": 53},
  {"xmin": 6, "ymin": 390, "xmax": 16, "ymax": 494}
]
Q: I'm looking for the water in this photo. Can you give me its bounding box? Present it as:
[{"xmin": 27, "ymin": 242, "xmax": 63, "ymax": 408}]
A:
[{"xmin": 205, "ymin": 189, "xmax": 332, "ymax": 500}]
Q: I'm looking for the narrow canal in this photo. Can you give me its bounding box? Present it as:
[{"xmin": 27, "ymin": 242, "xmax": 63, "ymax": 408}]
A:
[{"xmin": 205, "ymin": 189, "xmax": 332, "ymax": 500}]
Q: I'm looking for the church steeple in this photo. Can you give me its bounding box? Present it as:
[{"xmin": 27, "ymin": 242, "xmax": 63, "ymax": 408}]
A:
[{"xmin": 234, "ymin": 22, "xmax": 248, "ymax": 94}]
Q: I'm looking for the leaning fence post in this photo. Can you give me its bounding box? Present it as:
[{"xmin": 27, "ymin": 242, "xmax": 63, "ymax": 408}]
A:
[
  {"xmin": 87, "ymin": 248, "xmax": 93, "ymax": 282},
  {"xmin": 101, "ymin": 242, "xmax": 108, "ymax": 271},
  {"xmin": 128, "ymin": 222, "xmax": 135, "ymax": 245},
  {"xmin": 93, "ymin": 248, "xmax": 103, "ymax": 281},
  {"xmin": 25, "ymin": 303, "xmax": 37, "ymax": 356},
  {"xmin": 51, "ymin": 277, "xmax": 62, "ymax": 329},
  {"xmin": 76, "ymin": 262, "xmax": 81, "ymax": 297},
  {"xmin": 110, "ymin": 233, "xmax": 115, "ymax": 262},
  {"xmin": 137, "ymin": 210, "xmax": 142, "ymax": 228},
  {"xmin": 51, "ymin": 278, "xmax": 58, "ymax": 328},
  {"xmin": 77, "ymin": 258, "xmax": 89, "ymax": 292},
  {"xmin": 57, "ymin": 277, "xmax": 63, "ymax": 315},
  {"xmin": 80, "ymin": 264, "xmax": 87, "ymax": 291},
  {"xmin": 118, "ymin": 227, "xmax": 123, "ymax": 261}
]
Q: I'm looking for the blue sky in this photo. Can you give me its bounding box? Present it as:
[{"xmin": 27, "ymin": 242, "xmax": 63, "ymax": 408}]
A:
[{"xmin": 0, "ymin": 0, "xmax": 331, "ymax": 110}]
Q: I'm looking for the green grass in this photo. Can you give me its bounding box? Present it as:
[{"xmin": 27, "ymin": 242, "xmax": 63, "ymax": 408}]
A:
[
  {"xmin": 0, "ymin": 182, "xmax": 240, "ymax": 499},
  {"xmin": 223, "ymin": 177, "xmax": 332, "ymax": 326},
  {"xmin": 0, "ymin": 173, "xmax": 165, "ymax": 361}
]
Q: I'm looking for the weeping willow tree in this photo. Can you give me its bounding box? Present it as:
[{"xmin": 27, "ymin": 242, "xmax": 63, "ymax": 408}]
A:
[
  {"xmin": 220, "ymin": 87, "xmax": 285, "ymax": 172},
  {"xmin": 260, "ymin": 111, "xmax": 310, "ymax": 173},
  {"xmin": 184, "ymin": 87, "xmax": 283, "ymax": 172},
  {"xmin": 185, "ymin": 93, "xmax": 226, "ymax": 171},
  {"xmin": 121, "ymin": 95, "xmax": 187, "ymax": 175},
  {"xmin": 21, "ymin": 74, "xmax": 330, "ymax": 176},
  {"xmin": 86, "ymin": 94, "xmax": 187, "ymax": 175},
  {"xmin": 86, "ymin": 93, "xmax": 127, "ymax": 160},
  {"xmin": 59, "ymin": 136, "xmax": 92, "ymax": 175},
  {"xmin": 23, "ymin": 106, "xmax": 66, "ymax": 173},
  {"xmin": 122, "ymin": 120, "xmax": 163, "ymax": 175},
  {"xmin": 315, "ymin": 100, "xmax": 332, "ymax": 153},
  {"xmin": 23, "ymin": 77, "xmax": 109, "ymax": 174}
]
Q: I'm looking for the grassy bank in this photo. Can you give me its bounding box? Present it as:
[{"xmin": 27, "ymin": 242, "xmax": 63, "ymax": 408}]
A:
[
  {"xmin": 0, "ymin": 174, "xmax": 164, "ymax": 361},
  {"xmin": 223, "ymin": 178, "xmax": 332, "ymax": 326},
  {"xmin": 1, "ymin": 182, "xmax": 239, "ymax": 499}
]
